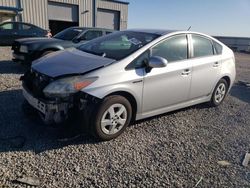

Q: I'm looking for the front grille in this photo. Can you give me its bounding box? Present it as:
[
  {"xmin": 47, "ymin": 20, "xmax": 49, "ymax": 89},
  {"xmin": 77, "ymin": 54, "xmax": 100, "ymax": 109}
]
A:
[
  {"xmin": 23, "ymin": 70, "xmax": 51, "ymax": 98},
  {"xmin": 12, "ymin": 41, "xmax": 21, "ymax": 53}
]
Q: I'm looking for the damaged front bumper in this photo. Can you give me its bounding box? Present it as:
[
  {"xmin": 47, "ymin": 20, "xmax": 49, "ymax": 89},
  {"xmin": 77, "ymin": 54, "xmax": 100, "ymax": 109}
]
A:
[{"xmin": 22, "ymin": 87, "xmax": 73, "ymax": 124}]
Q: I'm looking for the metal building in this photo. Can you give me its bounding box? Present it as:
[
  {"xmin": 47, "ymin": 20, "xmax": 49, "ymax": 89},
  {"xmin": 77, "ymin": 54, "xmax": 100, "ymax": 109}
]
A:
[
  {"xmin": 0, "ymin": 0, "xmax": 129, "ymax": 34},
  {"xmin": 215, "ymin": 36, "xmax": 250, "ymax": 53}
]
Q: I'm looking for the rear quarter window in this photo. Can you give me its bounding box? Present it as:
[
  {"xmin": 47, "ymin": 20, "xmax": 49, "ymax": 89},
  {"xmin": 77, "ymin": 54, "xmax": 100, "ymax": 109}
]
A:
[{"xmin": 213, "ymin": 41, "xmax": 223, "ymax": 55}]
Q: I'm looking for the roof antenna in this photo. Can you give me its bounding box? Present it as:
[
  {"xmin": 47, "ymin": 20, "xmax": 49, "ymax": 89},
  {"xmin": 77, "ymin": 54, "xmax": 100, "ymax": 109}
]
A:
[{"xmin": 187, "ymin": 26, "xmax": 191, "ymax": 31}]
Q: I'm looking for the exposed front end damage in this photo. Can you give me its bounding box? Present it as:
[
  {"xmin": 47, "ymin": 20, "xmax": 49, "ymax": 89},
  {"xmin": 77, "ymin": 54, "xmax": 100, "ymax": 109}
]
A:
[{"xmin": 21, "ymin": 70, "xmax": 100, "ymax": 125}]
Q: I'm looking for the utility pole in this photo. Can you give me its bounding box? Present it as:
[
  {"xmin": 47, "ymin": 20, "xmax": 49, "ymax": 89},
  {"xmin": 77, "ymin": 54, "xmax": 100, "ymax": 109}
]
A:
[{"xmin": 16, "ymin": 0, "xmax": 22, "ymax": 22}]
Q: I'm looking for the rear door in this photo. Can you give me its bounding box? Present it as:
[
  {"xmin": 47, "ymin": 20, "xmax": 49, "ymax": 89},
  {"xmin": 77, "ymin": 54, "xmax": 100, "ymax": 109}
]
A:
[
  {"xmin": 188, "ymin": 34, "xmax": 221, "ymax": 99},
  {"xmin": 0, "ymin": 22, "xmax": 17, "ymax": 46}
]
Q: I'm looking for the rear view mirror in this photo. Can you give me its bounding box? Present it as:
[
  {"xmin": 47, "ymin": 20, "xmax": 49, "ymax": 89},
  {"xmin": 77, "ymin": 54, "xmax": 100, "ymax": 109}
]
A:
[{"xmin": 148, "ymin": 56, "xmax": 168, "ymax": 68}]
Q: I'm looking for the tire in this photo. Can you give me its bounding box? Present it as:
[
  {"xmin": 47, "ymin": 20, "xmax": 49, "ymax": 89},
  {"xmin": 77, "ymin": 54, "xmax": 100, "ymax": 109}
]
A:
[
  {"xmin": 210, "ymin": 79, "xmax": 228, "ymax": 107},
  {"xmin": 41, "ymin": 50, "xmax": 54, "ymax": 57},
  {"xmin": 22, "ymin": 100, "xmax": 36, "ymax": 116},
  {"xmin": 91, "ymin": 95, "xmax": 132, "ymax": 141}
]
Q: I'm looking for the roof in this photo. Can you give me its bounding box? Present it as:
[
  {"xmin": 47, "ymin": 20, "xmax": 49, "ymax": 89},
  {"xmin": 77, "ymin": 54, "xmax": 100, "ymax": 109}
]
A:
[
  {"xmin": 127, "ymin": 29, "xmax": 178, "ymax": 36},
  {"xmin": 0, "ymin": 6, "xmax": 23, "ymax": 14},
  {"xmin": 102, "ymin": 0, "xmax": 129, "ymax": 5}
]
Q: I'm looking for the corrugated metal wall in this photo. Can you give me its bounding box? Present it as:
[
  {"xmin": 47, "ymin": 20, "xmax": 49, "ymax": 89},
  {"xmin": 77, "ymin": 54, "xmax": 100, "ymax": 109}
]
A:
[
  {"xmin": 0, "ymin": 0, "xmax": 17, "ymax": 7},
  {"xmin": 21, "ymin": 0, "xmax": 48, "ymax": 29},
  {"xmin": 0, "ymin": 0, "xmax": 128, "ymax": 30},
  {"xmin": 50, "ymin": 0, "xmax": 78, "ymax": 4},
  {"xmin": 97, "ymin": 0, "xmax": 128, "ymax": 30}
]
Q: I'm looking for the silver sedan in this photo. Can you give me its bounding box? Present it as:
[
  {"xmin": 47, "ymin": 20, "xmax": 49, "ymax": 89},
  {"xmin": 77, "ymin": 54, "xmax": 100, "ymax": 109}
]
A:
[{"xmin": 22, "ymin": 29, "xmax": 236, "ymax": 140}]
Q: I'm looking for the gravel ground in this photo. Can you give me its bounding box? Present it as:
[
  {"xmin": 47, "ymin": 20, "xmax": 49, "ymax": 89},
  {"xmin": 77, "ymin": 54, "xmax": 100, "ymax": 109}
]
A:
[{"xmin": 0, "ymin": 47, "xmax": 249, "ymax": 187}]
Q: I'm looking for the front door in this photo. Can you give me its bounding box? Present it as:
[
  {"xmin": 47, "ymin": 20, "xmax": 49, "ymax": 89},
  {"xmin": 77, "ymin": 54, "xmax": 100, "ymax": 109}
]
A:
[{"xmin": 142, "ymin": 34, "xmax": 192, "ymax": 115}]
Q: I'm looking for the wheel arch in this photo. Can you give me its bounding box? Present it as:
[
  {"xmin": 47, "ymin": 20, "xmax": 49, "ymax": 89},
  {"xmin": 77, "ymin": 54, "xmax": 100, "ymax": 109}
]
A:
[
  {"xmin": 106, "ymin": 91, "xmax": 138, "ymax": 123},
  {"xmin": 221, "ymin": 75, "xmax": 231, "ymax": 88}
]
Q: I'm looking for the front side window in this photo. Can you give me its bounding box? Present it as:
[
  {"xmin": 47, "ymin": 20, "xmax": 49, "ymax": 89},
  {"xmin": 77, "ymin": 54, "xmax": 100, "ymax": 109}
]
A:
[
  {"xmin": 78, "ymin": 31, "xmax": 160, "ymax": 60},
  {"xmin": 83, "ymin": 30, "xmax": 103, "ymax": 40},
  {"xmin": 126, "ymin": 50, "xmax": 150, "ymax": 70},
  {"xmin": 151, "ymin": 35, "xmax": 188, "ymax": 63},
  {"xmin": 192, "ymin": 35, "xmax": 214, "ymax": 57},
  {"xmin": 19, "ymin": 23, "xmax": 32, "ymax": 30}
]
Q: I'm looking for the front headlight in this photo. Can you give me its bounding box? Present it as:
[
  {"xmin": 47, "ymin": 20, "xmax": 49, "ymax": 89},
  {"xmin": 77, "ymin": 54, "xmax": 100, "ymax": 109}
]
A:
[
  {"xmin": 43, "ymin": 76, "xmax": 98, "ymax": 97},
  {"xmin": 20, "ymin": 45, "xmax": 28, "ymax": 53}
]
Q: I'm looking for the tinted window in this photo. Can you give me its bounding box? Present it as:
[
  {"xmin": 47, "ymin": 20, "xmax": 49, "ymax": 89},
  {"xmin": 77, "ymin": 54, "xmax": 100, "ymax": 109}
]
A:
[
  {"xmin": 54, "ymin": 28, "xmax": 83, "ymax": 40},
  {"xmin": 213, "ymin": 41, "xmax": 223, "ymax": 54},
  {"xmin": 192, "ymin": 35, "xmax": 214, "ymax": 57},
  {"xmin": 19, "ymin": 23, "xmax": 32, "ymax": 30},
  {"xmin": 78, "ymin": 31, "xmax": 159, "ymax": 60},
  {"xmin": 83, "ymin": 30, "xmax": 102, "ymax": 40},
  {"xmin": 0, "ymin": 23, "xmax": 14, "ymax": 30},
  {"xmin": 152, "ymin": 35, "xmax": 188, "ymax": 63},
  {"xmin": 106, "ymin": 31, "xmax": 113, "ymax": 35}
]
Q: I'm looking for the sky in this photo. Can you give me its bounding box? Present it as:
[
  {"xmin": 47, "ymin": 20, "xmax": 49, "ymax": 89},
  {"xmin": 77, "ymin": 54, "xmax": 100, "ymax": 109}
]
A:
[{"xmin": 127, "ymin": 0, "xmax": 250, "ymax": 37}]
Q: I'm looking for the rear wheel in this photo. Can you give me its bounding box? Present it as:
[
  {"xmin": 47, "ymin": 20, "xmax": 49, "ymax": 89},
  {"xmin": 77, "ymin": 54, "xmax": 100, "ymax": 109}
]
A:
[
  {"xmin": 210, "ymin": 79, "xmax": 228, "ymax": 106},
  {"xmin": 91, "ymin": 95, "xmax": 132, "ymax": 141}
]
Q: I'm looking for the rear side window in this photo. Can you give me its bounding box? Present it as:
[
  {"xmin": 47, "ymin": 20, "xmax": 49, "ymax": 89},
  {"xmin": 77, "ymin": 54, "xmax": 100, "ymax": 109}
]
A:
[
  {"xmin": 213, "ymin": 41, "xmax": 223, "ymax": 54},
  {"xmin": 0, "ymin": 23, "xmax": 14, "ymax": 30},
  {"xmin": 151, "ymin": 35, "xmax": 188, "ymax": 63},
  {"xmin": 192, "ymin": 35, "xmax": 214, "ymax": 58}
]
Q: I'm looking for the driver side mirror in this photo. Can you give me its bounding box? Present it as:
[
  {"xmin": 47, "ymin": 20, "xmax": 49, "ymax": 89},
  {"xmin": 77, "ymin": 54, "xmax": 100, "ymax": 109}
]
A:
[
  {"xmin": 148, "ymin": 56, "xmax": 168, "ymax": 68},
  {"xmin": 145, "ymin": 56, "xmax": 168, "ymax": 73}
]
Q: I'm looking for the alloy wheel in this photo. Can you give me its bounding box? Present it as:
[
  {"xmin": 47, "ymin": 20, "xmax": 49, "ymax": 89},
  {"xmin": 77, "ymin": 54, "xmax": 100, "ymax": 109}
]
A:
[
  {"xmin": 214, "ymin": 83, "xmax": 226, "ymax": 103},
  {"xmin": 101, "ymin": 103, "xmax": 127, "ymax": 135}
]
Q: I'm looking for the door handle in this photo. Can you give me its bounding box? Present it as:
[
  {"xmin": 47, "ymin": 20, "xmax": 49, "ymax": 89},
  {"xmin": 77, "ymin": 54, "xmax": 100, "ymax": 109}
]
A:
[
  {"xmin": 213, "ymin": 62, "xmax": 219, "ymax": 67},
  {"xmin": 181, "ymin": 69, "xmax": 191, "ymax": 76}
]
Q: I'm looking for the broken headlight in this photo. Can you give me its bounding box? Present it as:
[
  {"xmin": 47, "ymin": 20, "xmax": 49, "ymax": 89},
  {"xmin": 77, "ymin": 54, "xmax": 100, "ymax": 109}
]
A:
[{"xmin": 43, "ymin": 76, "xmax": 98, "ymax": 98}]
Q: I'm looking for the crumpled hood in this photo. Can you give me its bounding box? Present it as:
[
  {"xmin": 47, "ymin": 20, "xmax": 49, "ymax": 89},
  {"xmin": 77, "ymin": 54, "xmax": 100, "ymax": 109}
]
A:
[
  {"xmin": 16, "ymin": 37, "xmax": 62, "ymax": 45},
  {"xmin": 32, "ymin": 48, "xmax": 115, "ymax": 78}
]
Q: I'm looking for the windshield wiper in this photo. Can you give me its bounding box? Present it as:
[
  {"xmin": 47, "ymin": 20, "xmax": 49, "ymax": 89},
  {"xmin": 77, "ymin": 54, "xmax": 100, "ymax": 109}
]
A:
[{"xmin": 81, "ymin": 49, "xmax": 106, "ymax": 57}]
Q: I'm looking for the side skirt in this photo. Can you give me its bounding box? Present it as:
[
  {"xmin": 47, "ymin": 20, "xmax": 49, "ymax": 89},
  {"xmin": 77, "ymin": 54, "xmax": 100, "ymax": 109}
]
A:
[{"xmin": 136, "ymin": 95, "xmax": 211, "ymax": 120}]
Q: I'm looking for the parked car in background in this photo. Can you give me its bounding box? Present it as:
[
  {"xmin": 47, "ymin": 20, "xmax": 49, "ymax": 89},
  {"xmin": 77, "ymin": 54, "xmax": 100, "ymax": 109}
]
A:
[
  {"xmin": 12, "ymin": 27, "xmax": 114, "ymax": 64},
  {"xmin": 21, "ymin": 29, "xmax": 235, "ymax": 141},
  {"xmin": 0, "ymin": 21, "xmax": 51, "ymax": 46}
]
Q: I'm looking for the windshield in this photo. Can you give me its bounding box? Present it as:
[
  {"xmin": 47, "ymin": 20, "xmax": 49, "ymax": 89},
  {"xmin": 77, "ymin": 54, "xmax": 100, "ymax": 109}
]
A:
[
  {"xmin": 78, "ymin": 31, "xmax": 160, "ymax": 60},
  {"xmin": 54, "ymin": 28, "xmax": 84, "ymax": 40}
]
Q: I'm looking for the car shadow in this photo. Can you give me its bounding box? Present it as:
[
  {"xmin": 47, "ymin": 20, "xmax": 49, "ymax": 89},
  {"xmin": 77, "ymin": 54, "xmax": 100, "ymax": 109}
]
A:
[
  {"xmin": 0, "ymin": 60, "xmax": 27, "ymax": 74},
  {"xmin": 0, "ymin": 89, "xmax": 97, "ymax": 154},
  {"xmin": 0, "ymin": 84, "xmax": 248, "ymax": 154},
  {"xmin": 230, "ymin": 84, "xmax": 250, "ymax": 104},
  {"xmin": 131, "ymin": 84, "xmax": 250, "ymax": 126}
]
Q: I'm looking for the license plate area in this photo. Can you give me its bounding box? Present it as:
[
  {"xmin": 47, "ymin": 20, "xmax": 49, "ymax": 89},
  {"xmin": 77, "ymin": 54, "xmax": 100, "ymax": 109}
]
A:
[{"xmin": 23, "ymin": 88, "xmax": 46, "ymax": 114}]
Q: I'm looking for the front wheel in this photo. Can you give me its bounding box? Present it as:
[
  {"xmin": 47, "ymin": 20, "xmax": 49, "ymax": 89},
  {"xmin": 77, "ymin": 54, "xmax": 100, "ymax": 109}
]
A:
[
  {"xmin": 41, "ymin": 50, "xmax": 55, "ymax": 57},
  {"xmin": 210, "ymin": 79, "xmax": 228, "ymax": 107},
  {"xmin": 91, "ymin": 95, "xmax": 132, "ymax": 141}
]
